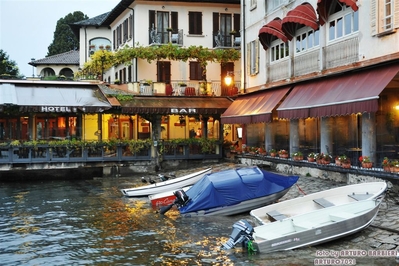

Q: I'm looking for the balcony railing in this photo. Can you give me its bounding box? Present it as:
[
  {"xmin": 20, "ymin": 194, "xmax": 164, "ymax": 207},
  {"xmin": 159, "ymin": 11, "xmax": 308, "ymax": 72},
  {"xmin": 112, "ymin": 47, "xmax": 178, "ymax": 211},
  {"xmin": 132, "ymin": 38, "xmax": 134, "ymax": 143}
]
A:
[
  {"xmin": 0, "ymin": 141, "xmax": 222, "ymax": 164},
  {"xmin": 149, "ymin": 28, "xmax": 183, "ymax": 46},
  {"xmin": 213, "ymin": 30, "xmax": 241, "ymax": 48}
]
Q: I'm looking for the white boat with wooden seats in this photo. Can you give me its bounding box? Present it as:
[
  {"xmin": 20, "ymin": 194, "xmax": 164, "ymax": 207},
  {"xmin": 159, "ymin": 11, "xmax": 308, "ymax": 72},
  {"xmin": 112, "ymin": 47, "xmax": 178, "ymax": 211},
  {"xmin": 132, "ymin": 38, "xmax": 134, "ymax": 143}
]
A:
[
  {"xmin": 250, "ymin": 182, "xmax": 387, "ymax": 226},
  {"xmin": 222, "ymin": 198, "xmax": 383, "ymax": 253}
]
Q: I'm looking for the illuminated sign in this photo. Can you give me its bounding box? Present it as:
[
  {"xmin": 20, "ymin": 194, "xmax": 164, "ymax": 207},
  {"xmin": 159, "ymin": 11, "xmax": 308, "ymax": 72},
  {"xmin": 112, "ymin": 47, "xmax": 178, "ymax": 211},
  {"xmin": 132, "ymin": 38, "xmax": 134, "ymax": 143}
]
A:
[
  {"xmin": 41, "ymin": 106, "xmax": 77, "ymax": 112},
  {"xmin": 170, "ymin": 108, "xmax": 197, "ymax": 114}
]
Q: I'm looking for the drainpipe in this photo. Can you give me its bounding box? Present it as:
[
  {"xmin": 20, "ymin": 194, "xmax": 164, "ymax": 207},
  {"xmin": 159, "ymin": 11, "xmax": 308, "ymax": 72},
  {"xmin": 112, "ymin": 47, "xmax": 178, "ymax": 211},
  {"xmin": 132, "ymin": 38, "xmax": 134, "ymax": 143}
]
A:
[
  {"xmin": 124, "ymin": 6, "xmax": 137, "ymax": 82},
  {"xmin": 84, "ymin": 27, "xmax": 88, "ymax": 64},
  {"xmin": 241, "ymin": 0, "xmax": 246, "ymax": 93}
]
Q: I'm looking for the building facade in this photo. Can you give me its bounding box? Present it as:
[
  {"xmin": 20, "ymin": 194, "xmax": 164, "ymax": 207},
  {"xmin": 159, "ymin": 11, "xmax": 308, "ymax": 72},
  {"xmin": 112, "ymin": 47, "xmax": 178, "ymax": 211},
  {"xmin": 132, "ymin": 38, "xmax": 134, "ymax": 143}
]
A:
[{"xmin": 221, "ymin": 0, "xmax": 399, "ymax": 167}]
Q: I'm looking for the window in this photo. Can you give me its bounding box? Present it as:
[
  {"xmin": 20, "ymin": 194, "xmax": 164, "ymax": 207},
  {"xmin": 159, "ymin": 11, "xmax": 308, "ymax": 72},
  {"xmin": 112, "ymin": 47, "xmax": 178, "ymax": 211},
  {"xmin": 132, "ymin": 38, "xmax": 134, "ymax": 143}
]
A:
[
  {"xmin": 383, "ymin": 0, "xmax": 393, "ymax": 31},
  {"xmin": 189, "ymin": 12, "xmax": 202, "ymax": 35},
  {"xmin": 328, "ymin": 5, "xmax": 358, "ymax": 42},
  {"xmin": 250, "ymin": 0, "xmax": 257, "ymax": 10},
  {"xmin": 157, "ymin": 61, "xmax": 171, "ymax": 83},
  {"xmin": 270, "ymin": 41, "xmax": 289, "ymax": 62},
  {"xmin": 295, "ymin": 29, "xmax": 320, "ymax": 53},
  {"xmin": 247, "ymin": 40, "xmax": 259, "ymax": 75},
  {"xmin": 267, "ymin": 0, "xmax": 288, "ymax": 13},
  {"xmin": 189, "ymin": 62, "xmax": 205, "ymax": 80}
]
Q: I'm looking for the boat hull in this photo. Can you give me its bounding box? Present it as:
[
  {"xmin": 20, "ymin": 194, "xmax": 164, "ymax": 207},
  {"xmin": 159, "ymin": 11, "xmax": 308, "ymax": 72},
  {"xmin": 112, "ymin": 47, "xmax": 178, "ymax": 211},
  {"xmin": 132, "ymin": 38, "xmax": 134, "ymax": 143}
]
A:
[
  {"xmin": 250, "ymin": 182, "xmax": 387, "ymax": 226},
  {"xmin": 149, "ymin": 186, "xmax": 191, "ymax": 208},
  {"xmin": 120, "ymin": 168, "xmax": 212, "ymax": 197},
  {"xmin": 252, "ymin": 200, "xmax": 381, "ymax": 253}
]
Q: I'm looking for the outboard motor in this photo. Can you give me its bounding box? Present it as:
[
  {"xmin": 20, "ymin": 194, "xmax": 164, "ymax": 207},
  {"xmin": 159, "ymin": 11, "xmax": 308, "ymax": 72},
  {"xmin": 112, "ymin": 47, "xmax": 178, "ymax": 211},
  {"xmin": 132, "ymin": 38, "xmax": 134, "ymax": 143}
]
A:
[
  {"xmin": 173, "ymin": 189, "xmax": 190, "ymax": 207},
  {"xmin": 222, "ymin": 219, "xmax": 254, "ymax": 250}
]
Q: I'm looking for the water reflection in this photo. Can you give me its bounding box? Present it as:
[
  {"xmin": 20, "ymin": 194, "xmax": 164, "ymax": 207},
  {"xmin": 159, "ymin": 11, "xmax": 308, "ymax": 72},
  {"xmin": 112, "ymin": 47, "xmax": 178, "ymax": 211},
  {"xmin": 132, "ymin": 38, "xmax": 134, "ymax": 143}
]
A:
[{"xmin": 0, "ymin": 174, "xmax": 396, "ymax": 266}]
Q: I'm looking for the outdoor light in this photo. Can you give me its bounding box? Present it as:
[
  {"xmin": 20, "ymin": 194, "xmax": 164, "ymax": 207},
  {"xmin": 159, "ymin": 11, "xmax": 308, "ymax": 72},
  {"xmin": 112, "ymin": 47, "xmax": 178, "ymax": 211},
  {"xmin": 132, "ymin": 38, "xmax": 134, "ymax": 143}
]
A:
[{"xmin": 224, "ymin": 72, "xmax": 233, "ymax": 86}]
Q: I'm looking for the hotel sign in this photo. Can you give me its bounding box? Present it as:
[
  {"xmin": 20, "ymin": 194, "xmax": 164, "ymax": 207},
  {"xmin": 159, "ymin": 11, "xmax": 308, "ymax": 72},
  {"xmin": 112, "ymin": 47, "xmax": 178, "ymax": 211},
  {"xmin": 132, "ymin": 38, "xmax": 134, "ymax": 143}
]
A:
[
  {"xmin": 170, "ymin": 108, "xmax": 197, "ymax": 114},
  {"xmin": 41, "ymin": 106, "xmax": 78, "ymax": 112}
]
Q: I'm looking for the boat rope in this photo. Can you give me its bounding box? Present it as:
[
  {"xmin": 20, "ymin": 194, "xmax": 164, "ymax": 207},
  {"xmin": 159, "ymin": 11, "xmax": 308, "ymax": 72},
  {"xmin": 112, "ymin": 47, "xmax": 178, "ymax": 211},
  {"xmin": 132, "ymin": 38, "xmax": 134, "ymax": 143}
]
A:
[
  {"xmin": 370, "ymin": 224, "xmax": 399, "ymax": 234},
  {"xmin": 296, "ymin": 184, "xmax": 306, "ymax": 195},
  {"xmin": 247, "ymin": 240, "xmax": 255, "ymax": 254}
]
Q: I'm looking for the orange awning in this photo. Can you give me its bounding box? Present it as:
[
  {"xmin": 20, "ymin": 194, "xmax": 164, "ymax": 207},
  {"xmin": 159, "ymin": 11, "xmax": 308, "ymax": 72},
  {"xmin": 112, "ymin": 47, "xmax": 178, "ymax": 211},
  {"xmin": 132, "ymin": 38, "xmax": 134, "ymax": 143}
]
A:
[
  {"xmin": 317, "ymin": 0, "xmax": 358, "ymax": 25},
  {"xmin": 221, "ymin": 87, "xmax": 291, "ymax": 124},
  {"xmin": 258, "ymin": 18, "xmax": 288, "ymax": 50},
  {"xmin": 282, "ymin": 3, "xmax": 319, "ymax": 40},
  {"xmin": 277, "ymin": 63, "xmax": 399, "ymax": 119}
]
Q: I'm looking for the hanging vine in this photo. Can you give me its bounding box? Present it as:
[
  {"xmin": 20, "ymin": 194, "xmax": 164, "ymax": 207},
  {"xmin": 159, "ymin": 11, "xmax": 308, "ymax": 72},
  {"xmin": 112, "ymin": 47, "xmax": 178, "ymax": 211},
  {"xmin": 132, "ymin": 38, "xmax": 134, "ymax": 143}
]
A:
[{"xmin": 82, "ymin": 43, "xmax": 240, "ymax": 78}]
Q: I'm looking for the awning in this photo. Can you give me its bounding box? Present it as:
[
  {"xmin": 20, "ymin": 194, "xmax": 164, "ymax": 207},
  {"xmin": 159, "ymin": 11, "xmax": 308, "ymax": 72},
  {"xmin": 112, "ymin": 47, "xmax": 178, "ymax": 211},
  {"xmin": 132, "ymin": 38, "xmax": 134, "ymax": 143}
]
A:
[
  {"xmin": 259, "ymin": 18, "xmax": 288, "ymax": 50},
  {"xmin": 221, "ymin": 87, "xmax": 291, "ymax": 124},
  {"xmin": 120, "ymin": 96, "xmax": 233, "ymax": 115},
  {"xmin": 317, "ymin": 0, "xmax": 358, "ymax": 26},
  {"xmin": 0, "ymin": 82, "xmax": 112, "ymax": 113},
  {"xmin": 282, "ymin": 3, "xmax": 319, "ymax": 40},
  {"xmin": 277, "ymin": 64, "xmax": 399, "ymax": 119}
]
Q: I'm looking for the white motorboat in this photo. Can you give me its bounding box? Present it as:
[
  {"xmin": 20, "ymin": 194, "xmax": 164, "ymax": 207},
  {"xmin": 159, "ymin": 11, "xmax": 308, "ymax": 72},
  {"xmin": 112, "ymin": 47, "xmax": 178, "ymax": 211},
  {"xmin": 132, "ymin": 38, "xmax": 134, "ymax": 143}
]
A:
[
  {"xmin": 120, "ymin": 168, "xmax": 212, "ymax": 197},
  {"xmin": 250, "ymin": 182, "xmax": 387, "ymax": 225},
  {"xmin": 222, "ymin": 198, "xmax": 383, "ymax": 253}
]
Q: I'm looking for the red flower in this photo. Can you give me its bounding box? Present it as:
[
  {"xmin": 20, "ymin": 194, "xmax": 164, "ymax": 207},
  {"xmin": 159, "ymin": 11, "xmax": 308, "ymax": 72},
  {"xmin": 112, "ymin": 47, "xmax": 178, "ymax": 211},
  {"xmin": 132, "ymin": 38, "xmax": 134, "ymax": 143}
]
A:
[{"xmin": 359, "ymin": 156, "xmax": 363, "ymax": 163}]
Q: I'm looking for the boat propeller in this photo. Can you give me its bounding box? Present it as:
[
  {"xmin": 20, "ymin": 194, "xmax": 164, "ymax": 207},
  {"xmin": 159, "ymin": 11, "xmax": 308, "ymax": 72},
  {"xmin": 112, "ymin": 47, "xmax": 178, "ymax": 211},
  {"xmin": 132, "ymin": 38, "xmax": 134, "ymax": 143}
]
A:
[
  {"xmin": 221, "ymin": 219, "xmax": 255, "ymax": 250},
  {"xmin": 159, "ymin": 189, "xmax": 190, "ymax": 215}
]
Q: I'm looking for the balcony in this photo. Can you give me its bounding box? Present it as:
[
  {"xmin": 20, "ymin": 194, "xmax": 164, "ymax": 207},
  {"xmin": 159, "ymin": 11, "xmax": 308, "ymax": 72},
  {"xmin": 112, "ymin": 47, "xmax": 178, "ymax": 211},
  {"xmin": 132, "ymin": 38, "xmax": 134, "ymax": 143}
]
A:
[
  {"xmin": 149, "ymin": 28, "xmax": 183, "ymax": 46},
  {"xmin": 213, "ymin": 30, "xmax": 241, "ymax": 48}
]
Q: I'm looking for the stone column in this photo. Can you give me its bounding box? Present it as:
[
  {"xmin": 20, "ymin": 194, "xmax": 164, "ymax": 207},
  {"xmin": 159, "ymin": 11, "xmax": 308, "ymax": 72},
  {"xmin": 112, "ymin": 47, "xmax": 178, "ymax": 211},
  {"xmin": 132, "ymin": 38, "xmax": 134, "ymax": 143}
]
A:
[
  {"xmin": 320, "ymin": 117, "xmax": 333, "ymax": 154},
  {"xmin": 362, "ymin": 113, "xmax": 376, "ymax": 164},
  {"xmin": 289, "ymin": 119, "xmax": 299, "ymax": 154}
]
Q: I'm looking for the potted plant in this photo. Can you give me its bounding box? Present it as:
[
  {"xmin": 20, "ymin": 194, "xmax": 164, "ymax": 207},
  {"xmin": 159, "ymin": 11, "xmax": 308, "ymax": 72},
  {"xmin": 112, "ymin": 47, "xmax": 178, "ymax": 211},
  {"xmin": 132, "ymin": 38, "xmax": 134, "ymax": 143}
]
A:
[
  {"xmin": 307, "ymin": 152, "xmax": 316, "ymax": 162},
  {"xmin": 278, "ymin": 149, "xmax": 289, "ymax": 159},
  {"xmin": 292, "ymin": 151, "xmax": 303, "ymax": 161},
  {"xmin": 257, "ymin": 147, "xmax": 267, "ymax": 156},
  {"xmin": 382, "ymin": 157, "xmax": 391, "ymax": 172},
  {"xmin": 360, "ymin": 156, "xmax": 372, "ymax": 168},
  {"xmin": 105, "ymin": 45, "xmax": 111, "ymax": 50},
  {"xmin": 339, "ymin": 155, "xmax": 351, "ymax": 168},
  {"xmin": 322, "ymin": 153, "xmax": 332, "ymax": 164},
  {"xmin": 229, "ymin": 30, "xmax": 237, "ymax": 36},
  {"xmin": 269, "ymin": 149, "xmax": 277, "ymax": 157},
  {"xmin": 166, "ymin": 27, "xmax": 173, "ymax": 32},
  {"xmin": 391, "ymin": 160, "xmax": 399, "ymax": 173}
]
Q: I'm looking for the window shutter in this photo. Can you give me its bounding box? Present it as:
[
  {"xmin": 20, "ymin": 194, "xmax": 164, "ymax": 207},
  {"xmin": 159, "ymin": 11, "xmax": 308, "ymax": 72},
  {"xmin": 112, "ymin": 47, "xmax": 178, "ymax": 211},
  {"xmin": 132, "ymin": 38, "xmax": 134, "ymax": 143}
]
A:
[
  {"xmin": 233, "ymin": 13, "xmax": 240, "ymax": 36},
  {"xmin": 213, "ymin": 12, "xmax": 219, "ymax": 47},
  {"xmin": 171, "ymin": 12, "xmax": 178, "ymax": 31},
  {"xmin": 370, "ymin": 0, "xmax": 377, "ymax": 36},
  {"xmin": 255, "ymin": 40, "xmax": 259, "ymax": 74},
  {"xmin": 394, "ymin": 0, "xmax": 399, "ymax": 28},
  {"xmin": 149, "ymin": 10, "xmax": 155, "ymax": 43},
  {"xmin": 247, "ymin": 43, "xmax": 251, "ymax": 75}
]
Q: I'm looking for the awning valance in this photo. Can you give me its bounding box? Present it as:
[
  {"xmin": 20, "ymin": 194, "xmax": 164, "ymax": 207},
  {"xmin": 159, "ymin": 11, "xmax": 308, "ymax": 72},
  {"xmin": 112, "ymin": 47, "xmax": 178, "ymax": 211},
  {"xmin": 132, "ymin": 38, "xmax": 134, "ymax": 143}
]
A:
[
  {"xmin": 0, "ymin": 83, "xmax": 112, "ymax": 113},
  {"xmin": 282, "ymin": 3, "xmax": 319, "ymax": 40},
  {"xmin": 277, "ymin": 64, "xmax": 399, "ymax": 119},
  {"xmin": 221, "ymin": 87, "xmax": 291, "ymax": 124},
  {"xmin": 259, "ymin": 18, "xmax": 288, "ymax": 50},
  {"xmin": 120, "ymin": 96, "xmax": 232, "ymax": 115},
  {"xmin": 317, "ymin": 0, "xmax": 358, "ymax": 25}
]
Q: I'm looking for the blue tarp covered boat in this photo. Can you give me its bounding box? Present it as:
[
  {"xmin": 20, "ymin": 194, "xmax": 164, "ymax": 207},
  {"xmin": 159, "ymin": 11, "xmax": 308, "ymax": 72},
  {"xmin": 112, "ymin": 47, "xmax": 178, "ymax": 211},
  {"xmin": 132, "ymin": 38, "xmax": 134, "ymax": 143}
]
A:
[{"xmin": 171, "ymin": 166, "xmax": 299, "ymax": 217}]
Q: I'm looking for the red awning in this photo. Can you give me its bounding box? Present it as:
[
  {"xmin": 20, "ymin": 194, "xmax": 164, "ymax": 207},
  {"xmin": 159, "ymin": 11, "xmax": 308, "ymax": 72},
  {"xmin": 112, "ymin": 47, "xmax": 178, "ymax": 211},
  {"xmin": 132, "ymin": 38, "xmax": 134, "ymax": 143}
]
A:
[
  {"xmin": 277, "ymin": 64, "xmax": 399, "ymax": 119},
  {"xmin": 221, "ymin": 87, "xmax": 291, "ymax": 124},
  {"xmin": 317, "ymin": 0, "xmax": 358, "ymax": 25},
  {"xmin": 259, "ymin": 18, "xmax": 288, "ymax": 50},
  {"xmin": 282, "ymin": 3, "xmax": 319, "ymax": 40}
]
